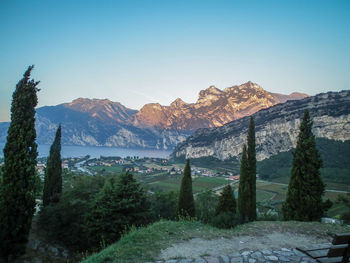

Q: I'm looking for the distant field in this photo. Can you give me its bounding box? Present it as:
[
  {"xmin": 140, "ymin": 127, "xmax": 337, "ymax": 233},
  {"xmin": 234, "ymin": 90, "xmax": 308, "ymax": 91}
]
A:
[
  {"xmin": 88, "ymin": 165, "xmax": 123, "ymax": 174},
  {"xmin": 143, "ymin": 175, "xmax": 228, "ymax": 193}
]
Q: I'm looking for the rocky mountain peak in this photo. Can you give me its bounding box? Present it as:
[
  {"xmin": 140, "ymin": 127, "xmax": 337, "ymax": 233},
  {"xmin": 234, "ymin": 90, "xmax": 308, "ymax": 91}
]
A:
[
  {"xmin": 63, "ymin": 98, "xmax": 137, "ymax": 123},
  {"xmin": 131, "ymin": 82, "xmax": 308, "ymax": 131},
  {"xmin": 170, "ymin": 98, "xmax": 187, "ymax": 108},
  {"xmin": 197, "ymin": 85, "xmax": 224, "ymax": 104}
]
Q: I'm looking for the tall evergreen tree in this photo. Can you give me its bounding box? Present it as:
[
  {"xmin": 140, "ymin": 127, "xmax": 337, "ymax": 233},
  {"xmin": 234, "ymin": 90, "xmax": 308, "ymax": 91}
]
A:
[
  {"xmin": 43, "ymin": 125, "xmax": 62, "ymax": 206},
  {"xmin": 247, "ymin": 116, "xmax": 257, "ymax": 221},
  {"xmin": 0, "ymin": 66, "xmax": 39, "ymax": 262},
  {"xmin": 237, "ymin": 144, "xmax": 250, "ymax": 221},
  {"xmin": 87, "ymin": 173, "xmax": 151, "ymax": 248},
  {"xmin": 282, "ymin": 110, "xmax": 329, "ymax": 221},
  {"xmin": 177, "ymin": 159, "xmax": 195, "ymax": 218},
  {"xmin": 216, "ymin": 184, "xmax": 236, "ymax": 215}
]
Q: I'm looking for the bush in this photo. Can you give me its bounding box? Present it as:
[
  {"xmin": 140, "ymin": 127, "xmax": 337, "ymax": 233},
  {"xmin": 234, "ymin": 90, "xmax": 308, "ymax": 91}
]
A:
[
  {"xmin": 211, "ymin": 212, "xmax": 241, "ymax": 229},
  {"xmin": 150, "ymin": 190, "xmax": 178, "ymax": 221},
  {"xmin": 195, "ymin": 190, "xmax": 218, "ymax": 223},
  {"xmin": 86, "ymin": 173, "xmax": 152, "ymax": 249},
  {"xmin": 39, "ymin": 174, "xmax": 106, "ymax": 251}
]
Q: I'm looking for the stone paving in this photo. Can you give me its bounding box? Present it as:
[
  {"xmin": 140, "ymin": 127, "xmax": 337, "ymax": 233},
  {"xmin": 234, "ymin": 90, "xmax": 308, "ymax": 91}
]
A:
[{"xmin": 145, "ymin": 247, "xmax": 318, "ymax": 263}]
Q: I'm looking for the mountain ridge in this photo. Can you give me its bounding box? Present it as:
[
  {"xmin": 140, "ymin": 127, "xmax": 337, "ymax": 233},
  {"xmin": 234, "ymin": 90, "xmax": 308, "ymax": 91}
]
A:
[
  {"xmin": 0, "ymin": 82, "xmax": 309, "ymax": 150},
  {"xmin": 171, "ymin": 90, "xmax": 350, "ymax": 160},
  {"xmin": 130, "ymin": 81, "xmax": 309, "ymax": 131}
]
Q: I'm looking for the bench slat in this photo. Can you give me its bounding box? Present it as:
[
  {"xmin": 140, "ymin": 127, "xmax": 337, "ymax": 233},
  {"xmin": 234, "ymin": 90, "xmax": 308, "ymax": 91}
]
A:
[
  {"xmin": 332, "ymin": 233, "xmax": 350, "ymax": 245},
  {"xmin": 318, "ymin": 257, "xmax": 343, "ymax": 263},
  {"xmin": 308, "ymin": 249, "xmax": 329, "ymax": 258},
  {"xmin": 327, "ymin": 244, "xmax": 348, "ymax": 258}
]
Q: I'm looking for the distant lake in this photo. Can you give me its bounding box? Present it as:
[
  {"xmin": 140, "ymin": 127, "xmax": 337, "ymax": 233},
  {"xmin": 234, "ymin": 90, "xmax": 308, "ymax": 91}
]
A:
[{"xmin": 0, "ymin": 143, "xmax": 172, "ymax": 159}]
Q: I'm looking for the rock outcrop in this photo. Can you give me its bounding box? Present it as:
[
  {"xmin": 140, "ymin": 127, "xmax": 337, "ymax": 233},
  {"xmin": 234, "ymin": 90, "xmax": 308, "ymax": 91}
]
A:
[
  {"xmin": 131, "ymin": 81, "xmax": 308, "ymax": 131},
  {"xmin": 171, "ymin": 90, "xmax": 350, "ymax": 161}
]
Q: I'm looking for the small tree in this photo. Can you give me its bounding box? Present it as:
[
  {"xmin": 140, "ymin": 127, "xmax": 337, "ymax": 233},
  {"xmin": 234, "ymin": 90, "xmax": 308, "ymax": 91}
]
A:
[
  {"xmin": 215, "ymin": 184, "xmax": 236, "ymax": 215},
  {"xmin": 177, "ymin": 159, "xmax": 195, "ymax": 218},
  {"xmin": 0, "ymin": 66, "xmax": 39, "ymax": 262},
  {"xmin": 238, "ymin": 144, "xmax": 250, "ymax": 221},
  {"xmin": 247, "ymin": 116, "xmax": 257, "ymax": 221},
  {"xmin": 195, "ymin": 190, "xmax": 218, "ymax": 223},
  {"xmin": 43, "ymin": 125, "xmax": 62, "ymax": 206},
  {"xmin": 87, "ymin": 173, "xmax": 151, "ymax": 248},
  {"xmin": 150, "ymin": 190, "xmax": 178, "ymax": 221},
  {"xmin": 282, "ymin": 110, "xmax": 329, "ymax": 221}
]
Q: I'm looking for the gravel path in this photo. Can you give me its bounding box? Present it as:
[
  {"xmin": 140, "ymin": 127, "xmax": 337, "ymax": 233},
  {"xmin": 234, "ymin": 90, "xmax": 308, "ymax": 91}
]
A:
[
  {"xmin": 144, "ymin": 232, "xmax": 330, "ymax": 263},
  {"xmin": 144, "ymin": 247, "xmax": 319, "ymax": 263}
]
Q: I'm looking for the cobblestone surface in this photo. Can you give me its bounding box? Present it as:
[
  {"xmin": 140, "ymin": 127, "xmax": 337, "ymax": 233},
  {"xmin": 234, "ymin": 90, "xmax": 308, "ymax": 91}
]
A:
[{"xmin": 144, "ymin": 248, "xmax": 317, "ymax": 263}]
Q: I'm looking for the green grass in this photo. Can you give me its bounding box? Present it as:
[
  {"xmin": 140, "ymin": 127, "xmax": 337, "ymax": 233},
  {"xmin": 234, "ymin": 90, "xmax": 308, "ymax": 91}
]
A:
[
  {"xmin": 82, "ymin": 220, "xmax": 350, "ymax": 263},
  {"xmin": 89, "ymin": 165, "xmax": 123, "ymax": 173},
  {"xmin": 256, "ymin": 189, "xmax": 275, "ymax": 201}
]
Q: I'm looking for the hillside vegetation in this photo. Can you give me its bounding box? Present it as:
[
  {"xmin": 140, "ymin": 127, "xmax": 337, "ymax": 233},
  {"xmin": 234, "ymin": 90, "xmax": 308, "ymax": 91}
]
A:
[
  {"xmin": 258, "ymin": 138, "xmax": 350, "ymax": 190},
  {"xmin": 82, "ymin": 220, "xmax": 349, "ymax": 263}
]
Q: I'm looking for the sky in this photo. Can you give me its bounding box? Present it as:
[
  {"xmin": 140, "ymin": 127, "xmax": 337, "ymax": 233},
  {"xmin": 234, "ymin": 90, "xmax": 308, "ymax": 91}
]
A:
[{"xmin": 0, "ymin": 0, "xmax": 349, "ymax": 122}]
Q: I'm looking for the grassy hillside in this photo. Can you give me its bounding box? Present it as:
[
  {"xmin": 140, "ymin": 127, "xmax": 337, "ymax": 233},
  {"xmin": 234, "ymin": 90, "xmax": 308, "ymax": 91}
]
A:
[
  {"xmin": 82, "ymin": 220, "xmax": 349, "ymax": 263},
  {"xmin": 257, "ymin": 138, "xmax": 350, "ymax": 191}
]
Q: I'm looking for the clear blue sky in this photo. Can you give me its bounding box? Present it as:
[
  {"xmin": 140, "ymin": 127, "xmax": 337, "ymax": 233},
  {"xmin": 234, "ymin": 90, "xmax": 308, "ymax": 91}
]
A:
[{"xmin": 0, "ymin": 0, "xmax": 349, "ymax": 121}]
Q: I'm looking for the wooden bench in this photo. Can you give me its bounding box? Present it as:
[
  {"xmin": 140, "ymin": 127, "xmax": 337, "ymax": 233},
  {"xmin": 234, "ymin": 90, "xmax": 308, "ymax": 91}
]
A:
[{"xmin": 297, "ymin": 233, "xmax": 350, "ymax": 263}]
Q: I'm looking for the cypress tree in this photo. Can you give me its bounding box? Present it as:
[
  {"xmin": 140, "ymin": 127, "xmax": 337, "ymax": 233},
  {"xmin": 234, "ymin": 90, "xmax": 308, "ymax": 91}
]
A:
[
  {"xmin": 247, "ymin": 116, "xmax": 257, "ymax": 221},
  {"xmin": 216, "ymin": 184, "xmax": 236, "ymax": 215},
  {"xmin": 237, "ymin": 144, "xmax": 250, "ymax": 221},
  {"xmin": 282, "ymin": 110, "xmax": 328, "ymax": 221},
  {"xmin": 0, "ymin": 66, "xmax": 39, "ymax": 262},
  {"xmin": 43, "ymin": 125, "xmax": 62, "ymax": 206},
  {"xmin": 177, "ymin": 159, "xmax": 195, "ymax": 218}
]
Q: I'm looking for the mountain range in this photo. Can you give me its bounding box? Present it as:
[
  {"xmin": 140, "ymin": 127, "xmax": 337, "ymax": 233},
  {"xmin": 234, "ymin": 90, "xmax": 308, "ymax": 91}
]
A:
[
  {"xmin": 0, "ymin": 82, "xmax": 308, "ymax": 150},
  {"xmin": 171, "ymin": 90, "xmax": 350, "ymax": 161}
]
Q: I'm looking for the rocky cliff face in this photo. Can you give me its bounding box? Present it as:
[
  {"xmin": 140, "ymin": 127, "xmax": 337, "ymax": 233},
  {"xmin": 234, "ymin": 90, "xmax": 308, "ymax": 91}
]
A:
[
  {"xmin": 171, "ymin": 90, "xmax": 350, "ymax": 161},
  {"xmin": 131, "ymin": 81, "xmax": 308, "ymax": 131}
]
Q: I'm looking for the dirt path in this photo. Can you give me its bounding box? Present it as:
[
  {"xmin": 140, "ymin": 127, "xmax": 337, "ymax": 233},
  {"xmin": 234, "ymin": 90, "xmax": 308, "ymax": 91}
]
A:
[{"xmin": 160, "ymin": 231, "xmax": 329, "ymax": 260}]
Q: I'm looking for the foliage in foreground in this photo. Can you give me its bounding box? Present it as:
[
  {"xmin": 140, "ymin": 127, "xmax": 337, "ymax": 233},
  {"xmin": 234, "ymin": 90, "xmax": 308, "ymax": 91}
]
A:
[
  {"xmin": 43, "ymin": 125, "xmax": 62, "ymax": 206},
  {"xmin": 86, "ymin": 173, "xmax": 151, "ymax": 249},
  {"xmin": 39, "ymin": 175, "xmax": 106, "ymax": 251},
  {"xmin": 177, "ymin": 159, "xmax": 195, "ymax": 218},
  {"xmin": 195, "ymin": 190, "xmax": 218, "ymax": 224},
  {"xmin": 283, "ymin": 110, "xmax": 331, "ymax": 221},
  {"xmin": 237, "ymin": 116, "xmax": 257, "ymax": 222},
  {"xmin": 40, "ymin": 173, "xmax": 152, "ymax": 251},
  {"xmin": 0, "ymin": 66, "xmax": 39, "ymax": 262},
  {"xmin": 238, "ymin": 144, "xmax": 250, "ymax": 221}
]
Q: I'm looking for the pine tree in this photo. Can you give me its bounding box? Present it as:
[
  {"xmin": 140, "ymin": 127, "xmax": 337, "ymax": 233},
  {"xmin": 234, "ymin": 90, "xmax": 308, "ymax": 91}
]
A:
[
  {"xmin": 237, "ymin": 144, "xmax": 251, "ymax": 221},
  {"xmin": 282, "ymin": 110, "xmax": 328, "ymax": 221},
  {"xmin": 177, "ymin": 159, "xmax": 195, "ymax": 218},
  {"xmin": 216, "ymin": 184, "xmax": 236, "ymax": 215},
  {"xmin": 0, "ymin": 66, "xmax": 39, "ymax": 262},
  {"xmin": 43, "ymin": 125, "xmax": 62, "ymax": 206},
  {"xmin": 247, "ymin": 116, "xmax": 257, "ymax": 221},
  {"xmin": 87, "ymin": 173, "xmax": 151, "ymax": 248}
]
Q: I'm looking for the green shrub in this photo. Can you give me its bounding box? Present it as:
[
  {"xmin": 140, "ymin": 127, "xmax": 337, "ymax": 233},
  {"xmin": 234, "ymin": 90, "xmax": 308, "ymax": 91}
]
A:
[
  {"xmin": 86, "ymin": 173, "xmax": 152, "ymax": 249},
  {"xmin": 195, "ymin": 190, "xmax": 218, "ymax": 223},
  {"xmin": 211, "ymin": 212, "xmax": 241, "ymax": 229},
  {"xmin": 39, "ymin": 174, "xmax": 106, "ymax": 251},
  {"xmin": 150, "ymin": 190, "xmax": 178, "ymax": 220}
]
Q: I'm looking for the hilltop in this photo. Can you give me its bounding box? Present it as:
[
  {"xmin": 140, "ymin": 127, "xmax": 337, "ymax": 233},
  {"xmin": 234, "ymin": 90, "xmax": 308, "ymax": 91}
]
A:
[{"xmin": 82, "ymin": 220, "xmax": 349, "ymax": 263}]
